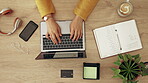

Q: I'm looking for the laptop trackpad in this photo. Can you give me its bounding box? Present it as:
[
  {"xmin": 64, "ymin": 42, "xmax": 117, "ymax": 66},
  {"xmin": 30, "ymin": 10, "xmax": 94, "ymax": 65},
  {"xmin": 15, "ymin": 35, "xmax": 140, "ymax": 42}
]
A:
[
  {"xmin": 54, "ymin": 52, "xmax": 78, "ymax": 58},
  {"xmin": 57, "ymin": 21, "xmax": 71, "ymax": 34},
  {"xmin": 41, "ymin": 21, "xmax": 71, "ymax": 35}
]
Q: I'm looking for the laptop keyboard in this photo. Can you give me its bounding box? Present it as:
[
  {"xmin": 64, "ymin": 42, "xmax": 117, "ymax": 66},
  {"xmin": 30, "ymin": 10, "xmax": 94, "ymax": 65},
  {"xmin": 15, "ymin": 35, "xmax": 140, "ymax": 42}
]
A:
[{"xmin": 43, "ymin": 34, "xmax": 83, "ymax": 50}]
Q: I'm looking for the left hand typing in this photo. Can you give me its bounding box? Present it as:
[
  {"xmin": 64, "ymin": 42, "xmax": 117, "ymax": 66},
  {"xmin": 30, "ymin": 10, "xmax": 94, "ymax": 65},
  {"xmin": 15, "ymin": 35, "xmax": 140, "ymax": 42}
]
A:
[{"xmin": 70, "ymin": 15, "xmax": 83, "ymax": 41}]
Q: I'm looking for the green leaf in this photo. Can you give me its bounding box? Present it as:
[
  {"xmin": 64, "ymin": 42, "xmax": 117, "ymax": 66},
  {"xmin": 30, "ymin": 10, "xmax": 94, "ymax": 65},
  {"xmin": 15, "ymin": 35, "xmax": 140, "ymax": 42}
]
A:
[
  {"xmin": 127, "ymin": 81, "xmax": 131, "ymax": 83},
  {"xmin": 132, "ymin": 64, "xmax": 139, "ymax": 69},
  {"xmin": 118, "ymin": 54, "xmax": 123, "ymax": 59},
  {"xmin": 132, "ymin": 54, "xmax": 140, "ymax": 59},
  {"xmin": 123, "ymin": 77, "xmax": 128, "ymax": 83},
  {"xmin": 135, "ymin": 57, "xmax": 141, "ymax": 63},
  {"xmin": 141, "ymin": 67, "xmax": 146, "ymax": 71},
  {"xmin": 114, "ymin": 61, "xmax": 121, "ymax": 66},
  {"xmin": 125, "ymin": 72, "xmax": 129, "ymax": 78},
  {"xmin": 123, "ymin": 79, "xmax": 127, "ymax": 83},
  {"xmin": 123, "ymin": 54, "xmax": 128, "ymax": 62},
  {"xmin": 127, "ymin": 54, "xmax": 132, "ymax": 60},
  {"xmin": 122, "ymin": 72, "xmax": 127, "ymax": 76},
  {"xmin": 124, "ymin": 61, "xmax": 130, "ymax": 69},
  {"xmin": 141, "ymin": 67, "xmax": 148, "ymax": 76},
  {"xmin": 121, "ymin": 70, "xmax": 127, "ymax": 72},
  {"xmin": 111, "ymin": 68, "xmax": 117, "ymax": 71},
  {"xmin": 114, "ymin": 69, "xmax": 121, "ymax": 74},
  {"xmin": 131, "ymin": 70, "xmax": 140, "ymax": 75},
  {"xmin": 120, "ymin": 64, "xmax": 128, "ymax": 70},
  {"xmin": 130, "ymin": 62, "xmax": 136, "ymax": 68},
  {"xmin": 133, "ymin": 69, "xmax": 141, "ymax": 71},
  {"xmin": 131, "ymin": 80, "xmax": 139, "ymax": 83},
  {"xmin": 130, "ymin": 73, "xmax": 134, "ymax": 79},
  {"xmin": 139, "ymin": 62, "xmax": 146, "ymax": 68},
  {"xmin": 112, "ymin": 75, "xmax": 119, "ymax": 78},
  {"xmin": 118, "ymin": 74, "xmax": 125, "ymax": 79},
  {"xmin": 141, "ymin": 72, "xmax": 148, "ymax": 76},
  {"xmin": 129, "ymin": 73, "xmax": 131, "ymax": 80},
  {"xmin": 131, "ymin": 72, "xmax": 135, "ymax": 79},
  {"xmin": 112, "ymin": 74, "xmax": 126, "ymax": 80},
  {"xmin": 129, "ymin": 60, "xmax": 132, "ymax": 66}
]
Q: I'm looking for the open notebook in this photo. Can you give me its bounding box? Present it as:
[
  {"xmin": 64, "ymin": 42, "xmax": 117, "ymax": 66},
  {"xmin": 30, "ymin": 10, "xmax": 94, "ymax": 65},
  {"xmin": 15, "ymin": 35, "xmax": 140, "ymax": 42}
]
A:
[{"xmin": 93, "ymin": 20, "xmax": 142, "ymax": 59}]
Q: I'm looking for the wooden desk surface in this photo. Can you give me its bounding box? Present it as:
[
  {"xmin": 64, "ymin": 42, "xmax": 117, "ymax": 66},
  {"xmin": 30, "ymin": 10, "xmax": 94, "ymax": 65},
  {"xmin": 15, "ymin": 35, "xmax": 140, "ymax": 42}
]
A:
[{"xmin": 0, "ymin": 0, "xmax": 147, "ymax": 83}]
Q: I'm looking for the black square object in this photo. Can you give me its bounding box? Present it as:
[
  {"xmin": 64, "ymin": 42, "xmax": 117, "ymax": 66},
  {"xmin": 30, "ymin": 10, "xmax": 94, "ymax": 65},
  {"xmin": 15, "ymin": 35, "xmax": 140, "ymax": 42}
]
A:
[{"xmin": 61, "ymin": 70, "xmax": 73, "ymax": 78}]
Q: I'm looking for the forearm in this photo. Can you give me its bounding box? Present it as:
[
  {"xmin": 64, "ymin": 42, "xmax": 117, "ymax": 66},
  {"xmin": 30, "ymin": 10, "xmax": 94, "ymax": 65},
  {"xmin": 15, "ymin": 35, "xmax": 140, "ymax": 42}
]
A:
[
  {"xmin": 35, "ymin": 0, "xmax": 55, "ymax": 18},
  {"xmin": 74, "ymin": 0, "xmax": 99, "ymax": 21}
]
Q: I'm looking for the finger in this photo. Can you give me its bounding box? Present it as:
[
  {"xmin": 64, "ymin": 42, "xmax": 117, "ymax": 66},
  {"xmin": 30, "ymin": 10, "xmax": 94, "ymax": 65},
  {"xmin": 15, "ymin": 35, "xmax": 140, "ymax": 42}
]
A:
[
  {"xmin": 76, "ymin": 31, "xmax": 81, "ymax": 41},
  {"xmin": 50, "ymin": 34, "xmax": 58, "ymax": 44},
  {"xmin": 55, "ymin": 34, "xmax": 61, "ymax": 43},
  {"xmin": 70, "ymin": 29, "xmax": 74, "ymax": 39},
  {"xmin": 58, "ymin": 27, "xmax": 62, "ymax": 36},
  {"xmin": 80, "ymin": 33, "xmax": 83, "ymax": 38},
  {"xmin": 80, "ymin": 30, "xmax": 83, "ymax": 38},
  {"xmin": 57, "ymin": 25, "xmax": 62, "ymax": 36},
  {"xmin": 72, "ymin": 31, "xmax": 78, "ymax": 41},
  {"xmin": 46, "ymin": 33, "xmax": 50, "ymax": 40}
]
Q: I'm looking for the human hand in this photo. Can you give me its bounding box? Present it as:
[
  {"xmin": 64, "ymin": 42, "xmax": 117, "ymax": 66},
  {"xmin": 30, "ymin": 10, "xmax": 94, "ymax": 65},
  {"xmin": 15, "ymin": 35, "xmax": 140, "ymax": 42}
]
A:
[
  {"xmin": 70, "ymin": 15, "xmax": 83, "ymax": 41},
  {"xmin": 45, "ymin": 14, "xmax": 62, "ymax": 44}
]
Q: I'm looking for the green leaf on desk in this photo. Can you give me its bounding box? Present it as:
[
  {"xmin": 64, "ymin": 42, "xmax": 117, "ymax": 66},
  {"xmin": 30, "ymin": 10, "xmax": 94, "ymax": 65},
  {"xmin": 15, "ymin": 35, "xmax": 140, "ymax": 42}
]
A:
[
  {"xmin": 126, "ymin": 54, "xmax": 132, "ymax": 60},
  {"xmin": 123, "ymin": 55, "xmax": 128, "ymax": 62},
  {"xmin": 135, "ymin": 57, "xmax": 141, "ymax": 63},
  {"xmin": 112, "ymin": 74, "xmax": 125, "ymax": 79},
  {"xmin": 132, "ymin": 54, "xmax": 140, "ymax": 59},
  {"xmin": 114, "ymin": 61, "xmax": 121, "ymax": 66},
  {"xmin": 114, "ymin": 69, "xmax": 121, "ymax": 74},
  {"xmin": 111, "ymin": 68, "xmax": 117, "ymax": 71},
  {"xmin": 118, "ymin": 54, "xmax": 123, "ymax": 59},
  {"xmin": 139, "ymin": 62, "xmax": 146, "ymax": 68}
]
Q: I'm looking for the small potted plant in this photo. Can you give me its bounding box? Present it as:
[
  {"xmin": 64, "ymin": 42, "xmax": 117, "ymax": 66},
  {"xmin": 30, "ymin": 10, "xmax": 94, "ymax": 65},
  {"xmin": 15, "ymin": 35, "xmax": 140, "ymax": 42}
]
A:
[{"xmin": 111, "ymin": 54, "xmax": 148, "ymax": 83}]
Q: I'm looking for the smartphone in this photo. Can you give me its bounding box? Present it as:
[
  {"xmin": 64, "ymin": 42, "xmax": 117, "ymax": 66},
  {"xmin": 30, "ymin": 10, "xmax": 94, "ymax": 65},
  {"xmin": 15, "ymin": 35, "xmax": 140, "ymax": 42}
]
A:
[{"xmin": 19, "ymin": 21, "xmax": 38, "ymax": 41}]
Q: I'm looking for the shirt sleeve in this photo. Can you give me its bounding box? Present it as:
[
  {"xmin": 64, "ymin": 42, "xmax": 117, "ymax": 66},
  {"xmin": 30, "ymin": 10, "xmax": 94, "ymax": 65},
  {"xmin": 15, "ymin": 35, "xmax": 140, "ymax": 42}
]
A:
[
  {"xmin": 74, "ymin": 0, "xmax": 99, "ymax": 21},
  {"xmin": 35, "ymin": 0, "xmax": 55, "ymax": 18}
]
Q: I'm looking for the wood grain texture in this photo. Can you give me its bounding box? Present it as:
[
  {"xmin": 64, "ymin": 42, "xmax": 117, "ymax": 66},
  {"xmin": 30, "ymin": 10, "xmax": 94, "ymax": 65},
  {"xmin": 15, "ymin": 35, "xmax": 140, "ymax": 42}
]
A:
[{"xmin": 0, "ymin": 0, "xmax": 148, "ymax": 83}]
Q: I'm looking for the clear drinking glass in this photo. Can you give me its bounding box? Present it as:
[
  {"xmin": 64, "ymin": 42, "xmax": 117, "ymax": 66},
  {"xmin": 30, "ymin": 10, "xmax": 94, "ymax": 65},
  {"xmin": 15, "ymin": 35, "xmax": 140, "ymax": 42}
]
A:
[{"xmin": 117, "ymin": 0, "xmax": 133, "ymax": 17}]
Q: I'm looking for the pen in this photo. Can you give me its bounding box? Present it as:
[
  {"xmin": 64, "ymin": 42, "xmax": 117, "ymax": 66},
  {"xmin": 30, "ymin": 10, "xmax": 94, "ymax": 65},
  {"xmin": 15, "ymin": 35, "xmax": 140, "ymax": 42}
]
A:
[{"xmin": 115, "ymin": 29, "xmax": 122, "ymax": 50}]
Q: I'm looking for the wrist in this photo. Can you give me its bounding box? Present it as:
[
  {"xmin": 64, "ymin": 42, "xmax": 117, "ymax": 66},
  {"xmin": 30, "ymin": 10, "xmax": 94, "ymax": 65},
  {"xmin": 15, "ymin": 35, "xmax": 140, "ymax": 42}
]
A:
[
  {"xmin": 75, "ymin": 15, "xmax": 83, "ymax": 22},
  {"xmin": 43, "ymin": 14, "xmax": 53, "ymax": 21}
]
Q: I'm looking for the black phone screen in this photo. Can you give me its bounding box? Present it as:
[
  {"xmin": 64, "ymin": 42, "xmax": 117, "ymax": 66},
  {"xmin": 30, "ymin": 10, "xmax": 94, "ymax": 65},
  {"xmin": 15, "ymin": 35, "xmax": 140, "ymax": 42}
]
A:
[{"xmin": 19, "ymin": 21, "xmax": 38, "ymax": 41}]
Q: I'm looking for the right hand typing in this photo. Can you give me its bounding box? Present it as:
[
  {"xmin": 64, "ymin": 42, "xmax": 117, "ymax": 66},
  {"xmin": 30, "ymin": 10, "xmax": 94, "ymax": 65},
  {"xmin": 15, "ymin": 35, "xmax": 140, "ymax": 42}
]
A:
[{"xmin": 45, "ymin": 14, "xmax": 62, "ymax": 44}]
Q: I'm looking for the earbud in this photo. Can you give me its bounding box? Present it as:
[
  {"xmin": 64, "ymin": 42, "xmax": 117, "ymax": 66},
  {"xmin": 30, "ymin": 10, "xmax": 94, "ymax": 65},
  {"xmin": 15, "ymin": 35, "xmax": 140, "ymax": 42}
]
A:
[{"xmin": 0, "ymin": 8, "xmax": 13, "ymax": 15}]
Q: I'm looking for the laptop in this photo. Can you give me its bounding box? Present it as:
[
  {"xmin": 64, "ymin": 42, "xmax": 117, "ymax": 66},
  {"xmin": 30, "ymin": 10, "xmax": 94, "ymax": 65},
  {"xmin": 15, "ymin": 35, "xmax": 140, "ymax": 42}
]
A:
[{"xmin": 35, "ymin": 21, "xmax": 86, "ymax": 60}]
